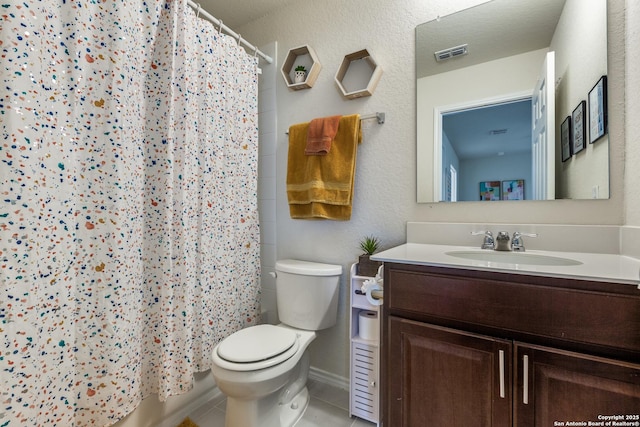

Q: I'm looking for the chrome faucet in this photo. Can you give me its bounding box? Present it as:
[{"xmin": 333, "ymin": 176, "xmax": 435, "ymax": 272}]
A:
[
  {"xmin": 511, "ymin": 232, "xmax": 538, "ymax": 252},
  {"xmin": 471, "ymin": 230, "xmax": 495, "ymax": 250},
  {"xmin": 495, "ymin": 231, "xmax": 511, "ymax": 251}
]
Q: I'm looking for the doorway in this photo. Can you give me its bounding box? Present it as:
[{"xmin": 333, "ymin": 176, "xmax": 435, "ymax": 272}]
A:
[{"xmin": 437, "ymin": 96, "xmax": 532, "ymax": 201}]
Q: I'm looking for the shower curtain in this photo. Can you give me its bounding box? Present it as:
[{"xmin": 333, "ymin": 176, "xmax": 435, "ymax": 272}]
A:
[{"xmin": 0, "ymin": 1, "xmax": 261, "ymax": 426}]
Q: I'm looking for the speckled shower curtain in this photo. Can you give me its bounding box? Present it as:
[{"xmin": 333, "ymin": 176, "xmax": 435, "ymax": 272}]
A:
[{"xmin": 0, "ymin": 1, "xmax": 261, "ymax": 426}]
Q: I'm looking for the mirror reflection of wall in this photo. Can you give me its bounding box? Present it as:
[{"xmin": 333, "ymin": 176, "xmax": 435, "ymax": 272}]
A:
[{"xmin": 416, "ymin": 0, "xmax": 608, "ymax": 203}]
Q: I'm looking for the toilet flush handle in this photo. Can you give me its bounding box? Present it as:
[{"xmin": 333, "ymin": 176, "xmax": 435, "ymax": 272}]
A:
[{"xmin": 269, "ymin": 271, "xmax": 277, "ymax": 278}]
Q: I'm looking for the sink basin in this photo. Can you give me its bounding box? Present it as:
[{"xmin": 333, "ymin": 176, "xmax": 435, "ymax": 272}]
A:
[{"xmin": 445, "ymin": 250, "xmax": 583, "ymax": 266}]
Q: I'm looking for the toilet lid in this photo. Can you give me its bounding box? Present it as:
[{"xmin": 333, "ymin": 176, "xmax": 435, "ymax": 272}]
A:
[{"xmin": 217, "ymin": 324, "xmax": 298, "ymax": 364}]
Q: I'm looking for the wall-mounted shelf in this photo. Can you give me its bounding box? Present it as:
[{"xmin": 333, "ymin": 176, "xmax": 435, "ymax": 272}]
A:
[
  {"xmin": 335, "ymin": 49, "xmax": 382, "ymax": 99},
  {"xmin": 281, "ymin": 45, "xmax": 322, "ymax": 90}
]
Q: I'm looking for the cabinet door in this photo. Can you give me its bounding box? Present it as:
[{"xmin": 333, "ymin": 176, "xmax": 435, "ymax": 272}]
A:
[
  {"xmin": 514, "ymin": 343, "xmax": 640, "ymax": 427},
  {"xmin": 351, "ymin": 342, "xmax": 379, "ymax": 422},
  {"xmin": 387, "ymin": 317, "xmax": 512, "ymax": 427}
]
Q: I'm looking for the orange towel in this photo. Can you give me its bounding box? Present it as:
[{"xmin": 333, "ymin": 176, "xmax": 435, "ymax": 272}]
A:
[
  {"xmin": 287, "ymin": 114, "xmax": 362, "ymax": 220},
  {"xmin": 305, "ymin": 115, "xmax": 342, "ymax": 155}
]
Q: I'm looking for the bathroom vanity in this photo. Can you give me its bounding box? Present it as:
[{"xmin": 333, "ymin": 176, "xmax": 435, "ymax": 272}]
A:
[{"xmin": 374, "ymin": 244, "xmax": 640, "ymax": 427}]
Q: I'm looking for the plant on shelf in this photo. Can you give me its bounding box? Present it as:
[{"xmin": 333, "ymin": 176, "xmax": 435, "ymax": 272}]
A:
[
  {"xmin": 294, "ymin": 65, "xmax": 307, "ymax": 83},
  {"xmin": 357, "ymin": 235, "xmax": 383, "ymax": 277}
]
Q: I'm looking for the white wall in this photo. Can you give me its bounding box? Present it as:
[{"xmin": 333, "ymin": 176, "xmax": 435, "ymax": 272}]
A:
[
  {"xmin": 257, "ymin": 42, "xmax": 279, "ymax": 324},
  {"xmin": 238, "ymin": 0, "xmax": 630, "ymax": 380}
]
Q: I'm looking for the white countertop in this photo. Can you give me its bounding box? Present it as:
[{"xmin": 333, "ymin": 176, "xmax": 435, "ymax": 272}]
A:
[{"xmin": 372, "ymin": 243, "xmax": 640, "ymax": 286}]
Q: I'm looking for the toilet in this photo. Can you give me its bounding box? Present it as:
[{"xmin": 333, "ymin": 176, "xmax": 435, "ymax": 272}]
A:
[{"xmin": 210, "ymin": 259, "xmax": 342, "ymax": 427}]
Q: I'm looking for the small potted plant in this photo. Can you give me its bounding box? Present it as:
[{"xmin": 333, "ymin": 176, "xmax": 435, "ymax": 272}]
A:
[
  {"xmin": 294, "ymin": 65, "xmax": 307, "ymax": 83},
  {"xmin": 357, "ymin": 235, "xmax": 383, "ymax": 277}
]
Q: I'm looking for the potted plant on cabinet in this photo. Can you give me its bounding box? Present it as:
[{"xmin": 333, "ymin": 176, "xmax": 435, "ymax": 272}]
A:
[
  {"xmin": 357, "ymin": 235, "xmax": 383, "ymax": 277},
  {"xmin": 294, "ymin": 65, "xmax": 307, "ymax": 83}
]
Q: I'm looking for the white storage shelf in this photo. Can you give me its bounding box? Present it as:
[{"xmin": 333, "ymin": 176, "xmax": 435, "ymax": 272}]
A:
[{"xmin": 349, "ymin": 263, "xmax": 381, "ymax": 426}]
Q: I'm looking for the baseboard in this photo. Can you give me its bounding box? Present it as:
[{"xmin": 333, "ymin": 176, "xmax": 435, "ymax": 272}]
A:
[{"xmin": 309, "ymin": 366, "xmax": 349, "ymax": 391}]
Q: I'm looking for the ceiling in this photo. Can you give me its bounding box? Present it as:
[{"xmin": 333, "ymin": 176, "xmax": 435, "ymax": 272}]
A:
[
  {"xmin": 195, "ymin": 0, "xmax": 292, "ymax": 29},
  {"xmin": 442, "ymin": 99, "xmax": 532, "ymax": 160}
]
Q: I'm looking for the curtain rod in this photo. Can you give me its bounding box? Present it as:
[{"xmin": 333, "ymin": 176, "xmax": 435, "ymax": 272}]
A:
[{"xmin": 187, "ymin": 0, "xmax": 273, "ymax": 64}]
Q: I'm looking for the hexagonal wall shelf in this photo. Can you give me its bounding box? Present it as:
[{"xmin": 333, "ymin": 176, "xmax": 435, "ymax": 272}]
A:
[
  {"xmin": 281, "ymin": 45, "xmax": 322, "ymax": 90},
  {"xmin": 335, "ymin": 49, "xmax": 382, "ymax": 99}
]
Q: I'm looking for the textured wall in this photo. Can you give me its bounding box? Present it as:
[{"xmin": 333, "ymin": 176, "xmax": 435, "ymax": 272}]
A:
[{"xmin": 238, "ymin": 0, "xmax": 629, "ymax": 379}]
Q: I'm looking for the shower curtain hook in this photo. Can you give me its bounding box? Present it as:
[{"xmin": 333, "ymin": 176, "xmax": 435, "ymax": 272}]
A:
[
  {"xmin": 253, "ymin": 46, "xmax": 258, "ymax": 58},
  {"xmin": 218, "ymin": 19, "xmax": 224, "ymax": 34},
  {"xmin": 236, "ymin": 33, "xmax": 242, "ymax": 46},
  {"xmin": 196, "ymin": 2, "xmax": 201, "ymax": 18}
]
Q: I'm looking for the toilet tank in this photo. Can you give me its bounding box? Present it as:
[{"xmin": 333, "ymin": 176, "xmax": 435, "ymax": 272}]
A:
[{"xmin": 275, "ymin": 259, "xmax": 342, "ymax": 331}]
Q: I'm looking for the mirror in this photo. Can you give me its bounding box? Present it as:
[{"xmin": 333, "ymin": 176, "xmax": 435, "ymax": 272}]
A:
[{"xmin": 416, "ymin": 0, "xmax": 609, "ymax": 202}]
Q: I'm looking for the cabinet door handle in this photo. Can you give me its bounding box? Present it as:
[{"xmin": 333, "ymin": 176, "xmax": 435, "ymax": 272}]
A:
[
  {"xmin": 523, "ymin": 354, "xmax": 529, "ymax": 405},
  {"xmin": 499, "ymin": 349, "xmax": 505, "ymax": 398}
]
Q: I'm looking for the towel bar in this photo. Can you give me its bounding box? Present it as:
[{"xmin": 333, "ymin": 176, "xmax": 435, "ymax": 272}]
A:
[
  {"xmin": 360, "ymin": 112, "xmax": 385, "ymax": 124},
  {"xmin": 285, "ymin": 112, "xmax": 385, "ymax": 135}
]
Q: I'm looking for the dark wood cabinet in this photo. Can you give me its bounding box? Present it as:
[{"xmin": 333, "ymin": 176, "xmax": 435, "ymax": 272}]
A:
[
  {"xmin": 514, "ymin": 344, "xmax": 640, "ymax": 427},
  {"xmin": 388, "ymin": 317, "xmax": 511, "ymax": 426},
  {"xmin": 382, "ymin": 262, "xmax": 640, "ymax": 427}
]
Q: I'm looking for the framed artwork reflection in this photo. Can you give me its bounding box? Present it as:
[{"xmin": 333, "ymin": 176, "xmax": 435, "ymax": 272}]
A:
[
  {"xmin": 502, "ymin": 179, "xmax": 524, "ymax": 201},
  {"xmin": 572, "ymin": 101, "xmax": 586, "ymax": 154},
  {"xmin": 479, "ymin": 181, "xmax": 500, "ymax": 201},
  {"xmin": 589, "ymin": 75, "xmax": 607, "ymax": 143}
]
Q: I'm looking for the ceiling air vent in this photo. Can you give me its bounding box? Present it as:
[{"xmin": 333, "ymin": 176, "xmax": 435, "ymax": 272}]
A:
[
  {"xmin": 434, "ymin": 44, "xmax": 468, "ymax": 62},
  {"xmin": 489, "ymin": 129, "xmax": 508, "ymax": 135}
]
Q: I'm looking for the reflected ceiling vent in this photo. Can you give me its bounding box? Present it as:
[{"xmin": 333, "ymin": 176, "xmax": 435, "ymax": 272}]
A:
[
  {"xmin": 434, "ymin": 44, "xmax": 468, "ymax": 62},
  {"xmin": 489, "ymin": 129, "xmax": 508, "ymax": 135}
]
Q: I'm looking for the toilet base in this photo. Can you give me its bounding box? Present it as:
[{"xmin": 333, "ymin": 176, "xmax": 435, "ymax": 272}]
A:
[
  {"xmin": 224, "ymin": 385, "xmax": 310, "ymax": 427},
  {"xmin": 280, "ymin": 386, "xmax": 309, "ymax": 427}
]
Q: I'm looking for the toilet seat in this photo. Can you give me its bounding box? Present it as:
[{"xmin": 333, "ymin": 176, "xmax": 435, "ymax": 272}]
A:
[{"xmin": 213, "ymin": 324, "xmax": 299, "ymax": 372}]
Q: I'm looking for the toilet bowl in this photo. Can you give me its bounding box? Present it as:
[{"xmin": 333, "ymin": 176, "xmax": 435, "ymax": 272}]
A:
[{"xmin": 210, "ymin": 259, "xmax": 342, "ymax": 427}]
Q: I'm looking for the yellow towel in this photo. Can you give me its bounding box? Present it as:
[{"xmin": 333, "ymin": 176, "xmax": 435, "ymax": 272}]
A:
[{"xmin": 287, "ymin": 114, "xmax": 362, "ymax": 220}]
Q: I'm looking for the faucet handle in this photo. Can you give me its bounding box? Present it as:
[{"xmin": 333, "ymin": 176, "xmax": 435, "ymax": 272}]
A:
[
  {"xmin": 511, "ymin": 232, "xmax": 538, "ymax": 252},
  {"xmin": 471, "ymin": 230, "xmax": 495, "ymax": 250}
]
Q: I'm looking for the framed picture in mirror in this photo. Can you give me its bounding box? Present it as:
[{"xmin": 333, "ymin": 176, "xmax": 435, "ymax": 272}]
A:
[
  {"xmin": 502, "ymin": 180, "xmax": 524, "ymax": 201},
  {"xmin": 561, "ymin": 116, "xmax": 572, "ymax": 162},
  {"xmin": 589, "ymin": 75, "xmax": 607, "ymax": 143},
  {"xmin": 572, "ymin": 101, "xmax": 586, "ymax": 154},
  {"xmin": 479, "ymin": 181, "xmax": 500, "ymax": 201}
]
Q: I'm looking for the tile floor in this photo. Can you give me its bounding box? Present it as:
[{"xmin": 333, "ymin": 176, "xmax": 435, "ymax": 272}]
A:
[{"xmin": 186, "ymin": 379, "xmax": 376, "ymax": 427}]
